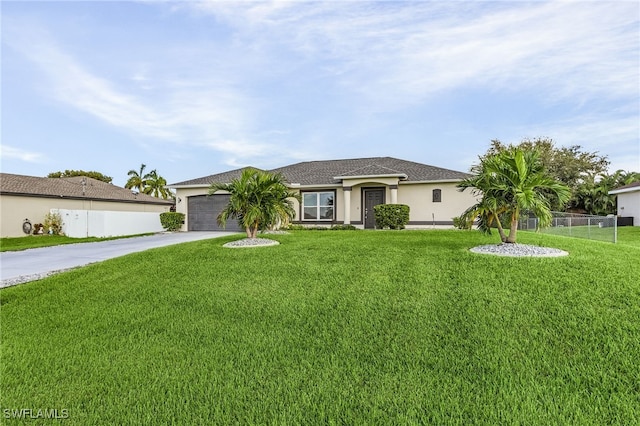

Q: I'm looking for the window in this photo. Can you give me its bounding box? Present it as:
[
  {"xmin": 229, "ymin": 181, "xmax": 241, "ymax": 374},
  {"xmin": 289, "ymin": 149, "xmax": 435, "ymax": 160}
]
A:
[
  {"xmin": 432, "ymin": 189, "xmax": 442, "ymax": 203},
  {"xmin": 303, "ymin": 192, "xmax": 334, "ymax": 220}
]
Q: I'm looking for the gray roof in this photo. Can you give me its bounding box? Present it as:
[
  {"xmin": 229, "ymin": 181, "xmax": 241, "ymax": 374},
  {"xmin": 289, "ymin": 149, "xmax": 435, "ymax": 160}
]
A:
[
  {"xmin": 0, "ymin": 173, "xmax": 174, "ymax": 205},
  {"xmin": 609, "ymin": 181, "xmax": 640, "ymax": 194},
  {"xmin": 171, "ymin": 157, "xmax": 469, "ymax": 187},
  {"xmin": 170, "ymin": 167, "xmax": 261, "ymax": 186}
]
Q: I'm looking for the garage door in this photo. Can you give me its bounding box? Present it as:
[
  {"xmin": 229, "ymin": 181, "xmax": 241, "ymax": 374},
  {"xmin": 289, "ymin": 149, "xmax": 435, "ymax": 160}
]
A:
[{"xmin": 187, "ymin": 195, "xmax": 243, "ymax": 232}]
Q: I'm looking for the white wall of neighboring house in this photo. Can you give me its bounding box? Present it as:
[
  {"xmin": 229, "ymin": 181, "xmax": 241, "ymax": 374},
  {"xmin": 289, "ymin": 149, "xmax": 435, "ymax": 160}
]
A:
[
  {"xmin": 616, "ymin": 191, "xmax": 640, "ymax": 226},
  {"xmin": 54, "ymin": 209, "xmax": 165, "ymax": 238}
]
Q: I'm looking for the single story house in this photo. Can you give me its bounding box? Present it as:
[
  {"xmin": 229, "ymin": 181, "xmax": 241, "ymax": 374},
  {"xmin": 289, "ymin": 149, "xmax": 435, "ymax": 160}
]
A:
[
  {"xmin": 0, "ymin": 173, "xmax": 174, "ymax": 237},
  {"xmin": 609, "ymin": 181, "xmax": 640, "ymax": 226},
  {"xmin": 169, "ymin": 157, "xmax": 477, "ymax": 231}
]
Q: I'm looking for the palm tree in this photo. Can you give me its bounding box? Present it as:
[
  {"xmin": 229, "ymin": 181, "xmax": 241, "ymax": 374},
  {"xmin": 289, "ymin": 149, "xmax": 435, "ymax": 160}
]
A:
[
  {"xmin": 458, "ymin": 147, "xmax": 571, "ymax": 243},
  {"xmin": 577, "ymin": 170, "xmax": 640, "ymax": 216},
  {"xmin": 209, "ymin": 168, "xmax": 300, "ymax": 239},
  {"xmin": 125, "ymin": 164, "xmax": 151, "ymax": 194},
  {"xmin": 144, "ymin": 169, "xmax": 173, "ymax": 200}
]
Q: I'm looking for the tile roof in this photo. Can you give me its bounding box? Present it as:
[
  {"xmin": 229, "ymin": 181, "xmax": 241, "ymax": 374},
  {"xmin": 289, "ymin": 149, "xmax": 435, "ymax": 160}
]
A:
[
  {"xmin": 0, "ymin": 173, "xmax": 174, "ymax": 205},
  {"xmin": 171, "ymin": 157, "xmax": 469, "ymax": 187}
]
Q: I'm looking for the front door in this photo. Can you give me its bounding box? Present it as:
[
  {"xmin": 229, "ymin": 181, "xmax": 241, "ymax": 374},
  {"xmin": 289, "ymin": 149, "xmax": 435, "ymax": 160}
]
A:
[{"xmin": 363, "ymin": 188, "xmax": 385, "ymax": 229}]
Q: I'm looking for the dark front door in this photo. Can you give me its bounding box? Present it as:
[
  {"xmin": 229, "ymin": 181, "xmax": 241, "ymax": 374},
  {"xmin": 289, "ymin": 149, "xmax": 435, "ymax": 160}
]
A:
[{"xmin": 363, "ymin": 188, "xmax": 385, "ymax": 229}]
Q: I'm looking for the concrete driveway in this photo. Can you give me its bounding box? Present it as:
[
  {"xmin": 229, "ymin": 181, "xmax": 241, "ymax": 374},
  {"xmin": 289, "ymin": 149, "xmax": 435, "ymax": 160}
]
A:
[{"xmin": 0, "ymin": 232, "xmax": 237, "ymax": 288}]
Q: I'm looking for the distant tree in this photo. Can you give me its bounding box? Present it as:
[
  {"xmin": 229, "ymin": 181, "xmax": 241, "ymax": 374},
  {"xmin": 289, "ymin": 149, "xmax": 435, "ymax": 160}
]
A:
[
  {"xmin": 125, "ymin": 164, "xmax": 151, "ymax": 194},
  {"xmin": 577, "ymin": 170, "xmax": 640, "ymax": 216},
  {"xmin": 482, "ymin": 138, "xmax": 609, "ymax": 210},
  {"xmin": 48, "ymin": 170, "xmax": 112, "ymax": 183},
  {"xmin": 144, "ymin": 169, "xmax": 173, "ymax": 200},
  {"xmin": 459, "ymin": 146, "xmax": 571, "ymax": 243}
]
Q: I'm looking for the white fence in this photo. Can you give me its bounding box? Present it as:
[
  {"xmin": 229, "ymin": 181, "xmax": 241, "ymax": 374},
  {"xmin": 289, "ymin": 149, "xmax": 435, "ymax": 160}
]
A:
[{"xmin": 54, "ymin": 209, "xmax": 164, "ymax": 238}]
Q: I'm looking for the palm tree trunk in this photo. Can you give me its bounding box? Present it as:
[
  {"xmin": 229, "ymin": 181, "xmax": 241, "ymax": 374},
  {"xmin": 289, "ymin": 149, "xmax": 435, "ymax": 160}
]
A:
[
  {"xmin": 506, "ymin": 211, "xmax": 519, "ymax": 243},
  {"xmin": 250, "ymin": 222, "xmax": 259, "ymax": 239},
  {"xmin": 495, "ymin": 218, "xmax": 508, "ymax": 243},
  {"xmin": 245, "ymin": 227, "xmax": 252, "ymax": 238}
]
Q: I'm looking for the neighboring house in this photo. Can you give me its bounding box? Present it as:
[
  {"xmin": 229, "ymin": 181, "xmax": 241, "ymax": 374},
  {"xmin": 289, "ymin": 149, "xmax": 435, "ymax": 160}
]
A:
[
  {"xmin": 609, "ymin": 181, "xmax": 640, "ymax": 226},
  {"xmin": 0, "ymin": 173, "xmax": 174, "ymax": 237},
  {"xmin": 169, "ymin": 157, "xmax": 477, "ymax": 231}
]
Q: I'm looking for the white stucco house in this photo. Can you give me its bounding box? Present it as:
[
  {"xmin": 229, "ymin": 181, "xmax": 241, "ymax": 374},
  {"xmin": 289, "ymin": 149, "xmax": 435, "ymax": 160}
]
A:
[
  {"xmin": 609, "ymin": 181, "xmax": 640, "ymax": 226},
  {"xmin": 169, "ymin": 157, "xmax": 477, "ymax": 231}
]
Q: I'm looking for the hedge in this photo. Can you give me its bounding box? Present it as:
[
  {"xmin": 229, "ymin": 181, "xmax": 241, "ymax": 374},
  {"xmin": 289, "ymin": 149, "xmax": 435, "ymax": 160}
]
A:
[
  {"xmin": 373, "ymin": 204, "xmax": 410, "ymax": 229},
  {"xmin": 160, "ymin": 212, "xmax": 185, "ymax": 232}
]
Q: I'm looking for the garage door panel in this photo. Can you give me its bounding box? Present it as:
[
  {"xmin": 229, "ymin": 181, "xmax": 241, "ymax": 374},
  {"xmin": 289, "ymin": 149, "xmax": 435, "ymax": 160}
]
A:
[{"xmin": 187, "ymin": 195, "xmax": 242, "ymax": 231}]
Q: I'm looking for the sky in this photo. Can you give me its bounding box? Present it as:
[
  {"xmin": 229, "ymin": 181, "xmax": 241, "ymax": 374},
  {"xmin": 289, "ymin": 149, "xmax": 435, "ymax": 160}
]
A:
[{"xmin": 2, "ymin": 0, "xmax": 639, "ymax": 188}]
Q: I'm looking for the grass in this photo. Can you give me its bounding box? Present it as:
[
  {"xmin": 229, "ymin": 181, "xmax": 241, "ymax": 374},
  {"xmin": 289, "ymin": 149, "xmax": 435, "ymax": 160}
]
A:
[
  {"xmin": 0, "ymin": 233, "xmax": 155, "ymax": 252},
  {"xmin": 1, "ymin": 230, "xmax": 639, "ymax": 424},
  {"xmin": 535, "ymin": 224, "xmax": 639, "ymax": 246},
  {"xmin": 615, "ymin": 226, "xmax": 640, "ymax": 248}
]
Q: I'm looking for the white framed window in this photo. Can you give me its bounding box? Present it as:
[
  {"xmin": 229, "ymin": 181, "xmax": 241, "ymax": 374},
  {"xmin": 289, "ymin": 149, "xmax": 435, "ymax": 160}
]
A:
[{"xmin": 302, "ymin": 191, "xmax": 335, "ymax": 220}]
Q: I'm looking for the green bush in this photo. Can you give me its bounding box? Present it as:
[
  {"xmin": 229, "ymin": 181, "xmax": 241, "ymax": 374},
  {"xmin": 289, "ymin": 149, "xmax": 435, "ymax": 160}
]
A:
[
  {"xmin": 330, "ymin": 224, "xmax": 358, "ymax": 231},
  {"xmin": 286, "ymin": 224, "xmax": 329, "ymax": 231},
  {"xmin": 453, "ymin": 215, "xmax": 473, "ymax": 230},
  {"xmin": 373, "ymin": 204, "xmax": 410, "ymax": 229},
  {"xmin": 160, "ymin": 212, "xmax": 185, "ymax": 232}
]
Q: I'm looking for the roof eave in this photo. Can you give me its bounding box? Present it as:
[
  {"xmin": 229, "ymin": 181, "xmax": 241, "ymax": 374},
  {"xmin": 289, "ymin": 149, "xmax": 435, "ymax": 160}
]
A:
[
  {"xmin": 0, "ymin": 191, "xmax": 174, "ymax": 205},
  {"xmin": 287, "ymin": 183, "xmax": 341, "ymax": 189},
  {"xmin": 400, "ymin": 179, "xmax": 465, "ymax": 184},
  {"xmin": 169, "ymin": 184, "xmax": 213, "ymax": 189},
  {"xmin": 333, "ymin": 173, "xmax": 408, "ymax": 180},
  {"xmin": 609, "ymin": 187, "xmax": 640, "ymax": 195}
]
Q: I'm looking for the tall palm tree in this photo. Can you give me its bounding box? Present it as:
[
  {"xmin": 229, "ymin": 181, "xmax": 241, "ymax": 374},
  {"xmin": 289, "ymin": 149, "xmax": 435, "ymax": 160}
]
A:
[
  {"xmin": 458, "ymin": 147, "xmax": 571, "ymax": 243},
  {"xmin": 209, "ymin": 168, "xmax": 300, "ymax": 238},
  {"xmin": 125, "ymin": 164, "xmax": 151, "ymax": 194},
  {"xmin": 144, "ymin": 169, "xmax": 173, "ymax": 200}
]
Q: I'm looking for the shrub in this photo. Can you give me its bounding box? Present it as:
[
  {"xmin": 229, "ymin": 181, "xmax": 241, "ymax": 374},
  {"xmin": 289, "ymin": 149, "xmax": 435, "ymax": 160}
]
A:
[
  {"xmin": 453, "ymin": 215, "xmax": 473, "ymax": 230},
  {"xmin": 43, "ymin": 212, "xmax": 63, "ymax": 235},
  {"xmin": 330, "ymin": 224, "xmax": 358, "ymax": 231},
  {"xmin": 32, "ymin": 223, "xmax": 44, "ymax": 235},
  {"xmin": 374, "ymin": 204, "xmax": 410, "ymax": 229},
  {"xmin": 160, "ymin": 212, "xmax": 185, "ymax": 232}
]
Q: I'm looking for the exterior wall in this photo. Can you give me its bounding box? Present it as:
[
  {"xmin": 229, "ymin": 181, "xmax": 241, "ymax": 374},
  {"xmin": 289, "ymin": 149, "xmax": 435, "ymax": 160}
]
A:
[
  {"xmin": 397, "ymin": 182, "xmax": 475, "ymax": 226},
  {"xmin": 0, "ymin": 194, "xmax": 171, "ymax": 237},
  {"xmin": 292, "ymin": 181, "xmax": 476, "ymax": 227},
  {"xmin": 617, "ymin": 191, "xmax": 640, "ymax": 226}
]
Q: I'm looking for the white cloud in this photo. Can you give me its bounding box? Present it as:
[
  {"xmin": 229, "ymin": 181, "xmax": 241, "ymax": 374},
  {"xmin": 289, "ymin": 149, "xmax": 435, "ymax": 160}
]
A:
[
  {"xmin": 503, "ymin": 113, "xmax": 640, "ymax": 173},
  {"xmin": 0, "ymin": 145, "xmax": 46, "ymax": 163},
  {"xmin": 189, "ymin": 1, "xmax": 638, "ymax": 109},
  {"xmin": 2, "ymin": 19, "xmax": 279, "ymax": 166}
]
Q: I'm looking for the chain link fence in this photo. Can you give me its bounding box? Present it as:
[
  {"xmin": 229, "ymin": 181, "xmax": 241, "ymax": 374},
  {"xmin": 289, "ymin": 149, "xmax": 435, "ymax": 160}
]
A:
[{"xmin": 519, "ymin": 211, "xmax": 617, "ymax": 243}]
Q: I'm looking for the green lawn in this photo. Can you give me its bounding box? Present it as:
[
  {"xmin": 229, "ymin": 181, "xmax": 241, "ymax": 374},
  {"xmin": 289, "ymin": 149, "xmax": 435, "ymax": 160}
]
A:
[
  {"xmin": 1, "ymin": 230, "xmax": 639, "ymax": 424},
  {"xmin": 0, "ymin": 233, "xmax": 155, "ymax": 252}
]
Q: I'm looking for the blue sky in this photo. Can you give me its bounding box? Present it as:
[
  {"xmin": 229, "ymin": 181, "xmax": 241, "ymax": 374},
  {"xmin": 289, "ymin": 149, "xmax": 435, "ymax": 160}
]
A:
[{"xmin": 2, "ymin": 1, "xmax": 639, "ymax": 187}]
